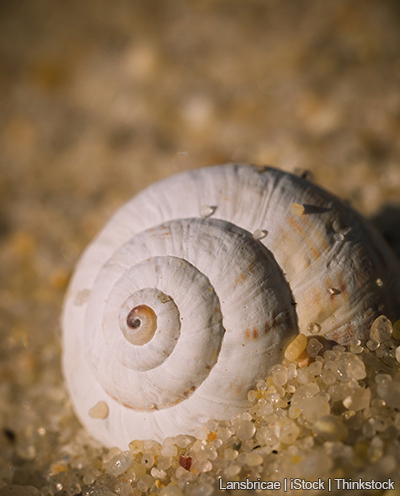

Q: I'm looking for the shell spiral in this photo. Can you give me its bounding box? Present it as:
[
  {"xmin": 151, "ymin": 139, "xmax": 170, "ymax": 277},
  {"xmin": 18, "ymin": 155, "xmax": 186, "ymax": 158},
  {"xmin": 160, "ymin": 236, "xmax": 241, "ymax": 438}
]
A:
[{"xmin": 62, "ymin": 164, "xmax": 400, "ymax": 448}]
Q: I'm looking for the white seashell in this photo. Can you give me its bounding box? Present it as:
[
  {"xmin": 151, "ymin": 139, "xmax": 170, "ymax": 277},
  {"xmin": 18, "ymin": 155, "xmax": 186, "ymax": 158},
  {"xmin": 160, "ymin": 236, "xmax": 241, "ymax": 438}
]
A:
[{"xmin": 62, "ymin": 164, "xmax": 400, "ymax": 448}]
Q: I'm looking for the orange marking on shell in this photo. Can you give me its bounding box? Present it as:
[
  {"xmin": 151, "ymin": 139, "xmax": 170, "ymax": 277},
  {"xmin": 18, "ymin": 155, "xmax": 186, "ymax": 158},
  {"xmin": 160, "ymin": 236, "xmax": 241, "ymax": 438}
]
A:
[
  {"xmin": 287, "ymin": 210, "xmax": 331, "ymax": 262},
  {"xmin": 252, "ymin": 328, "xmax": 259, "ymax": 340},
  {"xmin": 163, "ymin": 385, "xmax": 197, "ymax": 408},
  {"xmin": 247, "ymin": 257, "xmax": 257, "ymax": 274},
  {"xmin": 286, "ymin": 216, "xmax": 320, "ymax": 260},
  {"xmin": 337, "ymin": 274, "xmax": 348, "ymax": 296},
  {"xmin": 302, "ymin": 213, "xmax": 330, "ymax": 252},
  {"xmin": 182, "ymin": 385, "xmax": 197, "ymax": 400},
  {"xmin": 245, "ymin": 328, "xmax": 251, "ymax": 340},
  {"xmin": 210, "ymin": 348, "xmax": 218, "ymax": 361},
  {"xmin": 105, "ymin": 389, "xmax": 142, "ymax": 411},
  {"xmin": 311, "ymin": 289, "xmax": 323, "ymax": 308}
]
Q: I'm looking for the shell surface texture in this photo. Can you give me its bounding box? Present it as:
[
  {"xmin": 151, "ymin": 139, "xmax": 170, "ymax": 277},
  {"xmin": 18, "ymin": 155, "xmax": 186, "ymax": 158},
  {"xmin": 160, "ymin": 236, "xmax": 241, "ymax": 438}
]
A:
[{"xmin": 62, "ymin": 164, "xmax": 400, "ymax": 448}]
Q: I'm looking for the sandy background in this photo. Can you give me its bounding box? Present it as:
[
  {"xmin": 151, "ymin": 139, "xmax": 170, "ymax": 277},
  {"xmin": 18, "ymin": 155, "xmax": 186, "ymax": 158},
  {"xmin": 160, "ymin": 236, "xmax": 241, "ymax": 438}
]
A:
[{"xmin": 0, "ymin": 0, "xmax": 400, "ymax": 488}]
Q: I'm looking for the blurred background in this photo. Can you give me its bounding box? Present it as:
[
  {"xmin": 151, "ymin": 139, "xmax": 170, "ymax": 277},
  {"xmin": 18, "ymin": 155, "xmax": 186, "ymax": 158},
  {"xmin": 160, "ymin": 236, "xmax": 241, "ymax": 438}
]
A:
[{"xmin": 0, "ymin": 0, "xmax": 400, "ymax": 486}]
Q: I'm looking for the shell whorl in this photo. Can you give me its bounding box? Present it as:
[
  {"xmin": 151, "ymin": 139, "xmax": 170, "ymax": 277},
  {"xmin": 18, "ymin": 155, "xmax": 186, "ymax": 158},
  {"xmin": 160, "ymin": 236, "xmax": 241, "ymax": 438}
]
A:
[
  {"xmin": 85, "ymin": 218, "xmax": 296, "ymax": 412},
  {"xmin": 62, "ymin": 164, "xmax": 400, "ymax": 448}
]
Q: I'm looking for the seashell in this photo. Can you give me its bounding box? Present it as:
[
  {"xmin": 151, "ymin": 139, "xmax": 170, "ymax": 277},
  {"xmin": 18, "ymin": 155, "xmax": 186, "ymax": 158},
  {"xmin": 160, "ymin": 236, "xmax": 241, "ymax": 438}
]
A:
[{"xmin": 62, "ymin": 164, "xmax": 400, "ymax": 448}]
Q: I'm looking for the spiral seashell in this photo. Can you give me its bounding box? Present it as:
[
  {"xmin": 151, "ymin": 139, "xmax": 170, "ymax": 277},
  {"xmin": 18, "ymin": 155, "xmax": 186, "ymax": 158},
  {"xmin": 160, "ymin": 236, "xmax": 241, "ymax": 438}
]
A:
[{"xmin": 62, "ymin": 164, "xmax": 400, "ymax": 448}]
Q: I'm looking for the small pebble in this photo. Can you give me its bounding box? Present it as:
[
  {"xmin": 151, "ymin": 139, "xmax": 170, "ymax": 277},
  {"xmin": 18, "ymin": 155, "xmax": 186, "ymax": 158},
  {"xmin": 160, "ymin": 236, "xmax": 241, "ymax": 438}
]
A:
[
  {"xmin": 343, "ymin": 387, "xmax": 371, "ymax": 411},
  {"xmin": 178, "ymin": 454, "xmax": 192, "ymax": 471},
  {"xmin": 159, "ymin": 485, "xmax": 184, "ymax": 496},
  {"xmin": 141, "ymin": 453, "xmax": 155, "ymax": 468},
  {"xmin": 330, "ymin": 353, "xmax": 366, "ymax": 382},
  {"xmin": 377, "ymin": 380, "xmax": 400, "ymax": 409},
  {"xmin": 300, "ymin": 396, "xmax": 330, "ymax": 422},
  {"xmin": 161, "ymin": 444, "xmax": 178, "ymax": 457},
  {"xmin": 127, "ymin": 461, "xmax": 147, "ymax": 478},
  {"xmin": 270, "ymin": 365, "xmax": 288, "ymax": 386},
  {"xmin": 137, "ymin": 474, "xmax": 155, "ymax": 492},
  {"xmin": 256, "ymin": 379, "xmax": 268, "ymax": 391},
  {"xmin": 297, "ymin": 350, "xmax": 311, "ymax": 368},
  {"xmin": 296, "ymin": 366, "xmax": 314, "ymax": 384},
  {"xmin": 157, "ymin": 456, "xmax": 172, "ymax": 471},
  {"xmin": 105, "ymin": 451, "xmax": 133, "ymax": 477},
  {"xmin": 366, "ymin": 339, "xmax": 380, "ymax": 351},
  {"xmin": 236, "ymin": 420, "xmax": 255, "ymax": 441},
  {"xmin": 224, "ymin": 464, "xmax": 241, "ymax": 477},
  {"xmin": 312, "ymin": 415, "xmax": 347, "ymax": 441},
  {"xmin": 129, "ymin": 439, "xmax": 144, "ymax": 454},
  {"xmin": 285, "ymin": 334, "xmax": 308, "ymax": 361},
  {"xmin": 309, "ymin": 361, "xmax": 323, "ymax": 376},
  {"xmin": 307, "ymin": 322, "xmax": 321, "ymax": 334},
  {"xmin": 333, "ymin": 232, "xmax": 345, "ymax": 241},
  {"xmin": 370, "ymin": 315, "xmax": 392, "ymax": 343},
  {"xmin": 245, "ymin": 452, "xmax": 263, "ymax": 466},
  {"xmin": 247, "ymin": 390, "xmax": 256, "ymax": 402},
  {"xmin": 253, "ymin": 229, "xmax": 268, "ymax": 240},
  {"xmin": 199, "ymin": 205, "xmax": 217, "ymax": 218},
  {"xmin": 393, "ymin": 319, "xmax": 400, "ymax": 339},
  {"xmin": 193, "ymin": 460, "xmax": 212, "ymax": 472},
  {"xmin": 88, "ymin": 401, "xmax": 109, "ymax": 419},
  {"xmin": 306, "ymin": 338, "xmax": 323, "ymax": 357},
  {"xmin": 292, "ymin": 203, "xmax": 305, "ymax": 216},
  {"xmin": 275, "ymin": 418, "xmax": 299, "ymax": 444},
  {"xmin": 151, "ymin": 467, "xmax": 167, "ymax": 479},
  {"xmin": 349, "ymin": 337, "xmax": 363, "ymax": 354},
  {"xmin": 287, "ymin": 362, "xmax": 297, "ymax": 379}
]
